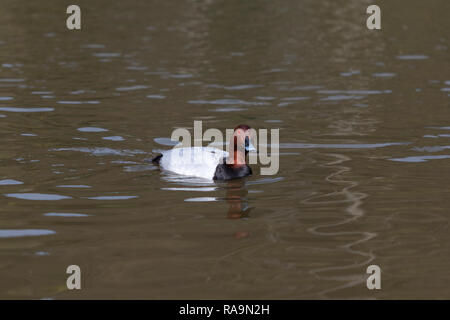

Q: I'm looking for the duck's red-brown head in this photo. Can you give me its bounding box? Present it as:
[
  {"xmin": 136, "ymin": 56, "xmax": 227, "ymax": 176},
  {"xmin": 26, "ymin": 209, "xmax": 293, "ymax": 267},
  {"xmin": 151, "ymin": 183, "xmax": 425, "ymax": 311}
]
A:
[{"xmin": 228, "ymin": 124, "xmax": 255, "ymax": 165}]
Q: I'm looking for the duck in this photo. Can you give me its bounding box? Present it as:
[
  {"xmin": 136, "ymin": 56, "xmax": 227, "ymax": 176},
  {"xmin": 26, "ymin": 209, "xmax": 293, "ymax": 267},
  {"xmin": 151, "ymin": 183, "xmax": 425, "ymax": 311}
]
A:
[{"xmin": 152, "ymin": 124, "xmax": 256, "ymax": 180}]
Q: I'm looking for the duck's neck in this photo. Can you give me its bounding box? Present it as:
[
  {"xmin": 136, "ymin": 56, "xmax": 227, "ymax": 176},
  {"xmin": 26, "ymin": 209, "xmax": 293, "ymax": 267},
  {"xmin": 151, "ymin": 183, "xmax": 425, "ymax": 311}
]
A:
[
  {"xmin": 227, "ymin": 150, "xmax": 246, "ymax": 166},
  {"xmin": 227, "ymin": 136, "xmax": 247, "ymax": 166}
]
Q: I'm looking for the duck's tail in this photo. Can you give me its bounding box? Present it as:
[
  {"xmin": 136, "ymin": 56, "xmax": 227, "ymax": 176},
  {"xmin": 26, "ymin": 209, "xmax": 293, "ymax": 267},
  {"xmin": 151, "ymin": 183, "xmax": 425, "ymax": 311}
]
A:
[{"xmin": 152, "ymin": 154, "xmax": 163, "ymax": 164}]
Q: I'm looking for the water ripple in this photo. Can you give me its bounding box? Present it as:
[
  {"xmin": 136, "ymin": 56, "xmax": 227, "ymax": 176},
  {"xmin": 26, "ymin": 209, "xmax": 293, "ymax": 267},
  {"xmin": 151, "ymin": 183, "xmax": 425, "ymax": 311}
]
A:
[
  {"xmin": 50, "ymin": 147, "xmax": 146, "ymax": 156},
  {"xmin": 162, "ymin": 187, "xmax": 217, "ymax": 192},
  {"xmin": 0, "ymin": 107, "xmax": 54, "ymax": 112},
  {"xmin": 0, "ymin": 229, "xmax": 56, "ymax": 238},
  {"xmin": 103, "ymin": 136, "xmax": 125, "ymax": 141},
  {"xmin": 116, "ymin": 85, "xmax": 149, "ymax": 91},
  {"xmin": 396, "ymin": 55, "xmax": 429, "ymax": 60},
  {"xmin": 58, "ymin": 100, "xmax": 100, "ymax": 105},
  {"xmin": 4, "ymin": 193, "xmax": 72, "ymax": 200},
  {"xmin": 390, "ymin": 155, "xmax": 450, "ymax": 163},
  {"xmin": 44, "ymin": 213, "xmax": 89, "ymax": 217},
  {"xmin": 86, "ymin": 195, "xmax": 138, "ymax": 200},
  {"xmin": 184, "ymin": 197, "xmax": 218, "ymax": 202},
  {"xmin": 0, "ymin": 179, "xmax": 23, "ymax": 185},
  {"xmin": 77, "ymin": 127, "xmax": 109, "ymax": 132},
  {"xmin": 188, "ymin": 99, "xmax": 269, "ymax": 106},
  {"xmin": 56, "ymin": 185, "xmax": 91, "ymax": 188},
  {"xmin": 280, "ymin": 142, "xmax": 409, "ymax": 149}
]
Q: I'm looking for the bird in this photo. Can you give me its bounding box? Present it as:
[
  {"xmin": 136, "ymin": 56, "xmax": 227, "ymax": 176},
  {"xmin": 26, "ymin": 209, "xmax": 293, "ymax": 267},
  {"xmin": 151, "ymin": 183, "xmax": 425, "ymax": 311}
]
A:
[{"xmin": 152, "ymin": 124, "xmax": 255, "ymax": 180}]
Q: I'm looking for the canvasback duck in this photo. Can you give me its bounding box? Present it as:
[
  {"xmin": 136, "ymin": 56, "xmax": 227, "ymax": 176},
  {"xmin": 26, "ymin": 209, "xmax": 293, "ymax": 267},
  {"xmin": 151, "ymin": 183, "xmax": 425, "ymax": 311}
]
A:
[{"xmin": 152, "ymin": 124, "xmax": 255, "ymax": 180}]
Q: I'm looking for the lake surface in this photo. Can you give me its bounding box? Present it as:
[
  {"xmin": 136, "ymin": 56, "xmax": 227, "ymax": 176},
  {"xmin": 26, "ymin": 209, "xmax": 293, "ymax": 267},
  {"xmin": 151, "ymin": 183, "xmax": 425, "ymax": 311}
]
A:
[{"xmin": 0, "ymin": 0, "xmax": 449, "ymax": 299}]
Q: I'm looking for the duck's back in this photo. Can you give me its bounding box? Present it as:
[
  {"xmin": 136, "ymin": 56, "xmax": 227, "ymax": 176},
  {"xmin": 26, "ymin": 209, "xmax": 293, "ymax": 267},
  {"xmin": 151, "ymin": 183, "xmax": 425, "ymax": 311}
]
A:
[{"xmin": 160, "ymin": 147, "xmax": 228, "ymax": 180}]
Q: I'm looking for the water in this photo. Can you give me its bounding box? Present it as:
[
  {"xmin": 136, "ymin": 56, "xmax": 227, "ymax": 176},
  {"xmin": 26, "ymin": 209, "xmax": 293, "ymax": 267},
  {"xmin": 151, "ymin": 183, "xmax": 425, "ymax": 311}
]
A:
[{"xmin": 0, "ymin": 0, "xmax": 449, "ymax": 299}]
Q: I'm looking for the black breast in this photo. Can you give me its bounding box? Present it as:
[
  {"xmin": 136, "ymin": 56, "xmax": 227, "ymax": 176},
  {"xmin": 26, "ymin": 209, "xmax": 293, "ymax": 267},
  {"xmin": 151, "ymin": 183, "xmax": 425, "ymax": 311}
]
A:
[{"xmin": 213, "ymin": 164, "xmax": 252, "ymax": 180}]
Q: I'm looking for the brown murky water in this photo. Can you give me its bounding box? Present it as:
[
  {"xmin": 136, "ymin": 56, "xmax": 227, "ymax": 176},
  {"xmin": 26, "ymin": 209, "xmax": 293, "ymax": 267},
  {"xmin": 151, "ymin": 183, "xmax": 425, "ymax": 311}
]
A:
[{"xmin": 0, "ymin": 0, "xmax": 449, "ymax": 299}]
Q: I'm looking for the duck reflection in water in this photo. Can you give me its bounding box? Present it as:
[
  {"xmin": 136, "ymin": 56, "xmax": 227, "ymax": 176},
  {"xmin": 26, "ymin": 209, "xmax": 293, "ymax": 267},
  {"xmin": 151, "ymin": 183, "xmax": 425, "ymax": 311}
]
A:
[{"xmin": 221, "ymin": 178, "xmax": 253, "ymax": 239}]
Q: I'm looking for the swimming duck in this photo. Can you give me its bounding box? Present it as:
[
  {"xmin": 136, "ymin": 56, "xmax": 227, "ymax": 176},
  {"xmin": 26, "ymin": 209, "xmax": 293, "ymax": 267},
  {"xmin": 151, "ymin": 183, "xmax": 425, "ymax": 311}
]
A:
[{"xmin": 152, "ymin": 124, "xmax": 256, "ymax": 180}]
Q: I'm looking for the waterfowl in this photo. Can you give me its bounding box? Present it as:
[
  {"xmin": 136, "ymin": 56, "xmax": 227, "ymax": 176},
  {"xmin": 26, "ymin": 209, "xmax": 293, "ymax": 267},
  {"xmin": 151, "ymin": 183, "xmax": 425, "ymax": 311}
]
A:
[{"xmin": 152, "ymin": 124, "xmax": 255, "ymax": 180}]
